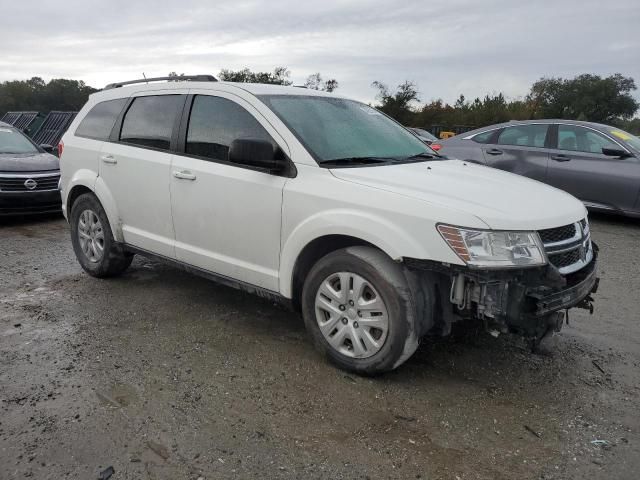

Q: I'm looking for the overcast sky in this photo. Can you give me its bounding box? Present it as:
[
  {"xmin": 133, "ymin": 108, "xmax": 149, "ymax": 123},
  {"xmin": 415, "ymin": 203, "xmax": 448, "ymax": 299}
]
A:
[{"xmin": 1, "ymin": 0, "xmax": 639, "ymax": 105}]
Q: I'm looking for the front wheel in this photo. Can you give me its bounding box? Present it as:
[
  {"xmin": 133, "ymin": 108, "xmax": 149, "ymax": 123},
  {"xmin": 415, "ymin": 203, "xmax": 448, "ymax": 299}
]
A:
[
  {"xmin": 70, "ymin": 193, "xmax": 133, "ymax": 278},
  {"xmin": 301, "ymin": 246, "xmax": 420, "ymax": 375}
]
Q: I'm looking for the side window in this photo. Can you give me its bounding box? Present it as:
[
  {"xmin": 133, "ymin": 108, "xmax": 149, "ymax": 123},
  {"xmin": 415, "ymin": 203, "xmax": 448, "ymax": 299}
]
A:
[
  {"xmin": 497, "ymin": 124, "xmax": 549, "ymax": 148},
  {"xmin": 120, "ymin": 95, "xmax": 184, "ymax": 150},
  {"xmin": 472, "ymin": 130, "xmax": 496, "ymax": 144},
  {"xmin": 557, "ymin": 124, "xmax": 620, "ymax": 154},
  {"xmin": 75, "ymin": 98, "xmax": 127, "ymax": 140},
  {"xmin": 186, "ymin": 95, "xmax": 273, "ymax": 162}
]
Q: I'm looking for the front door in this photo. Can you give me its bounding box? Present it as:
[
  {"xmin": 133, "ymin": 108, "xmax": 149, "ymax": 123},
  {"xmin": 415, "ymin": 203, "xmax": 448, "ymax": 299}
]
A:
[
  {"xmin": 170, "ymin": 92, "xmax": 289, "ymax": 291},
  {"xmin": 546, "ymin": 124, "xmax": 640, "ymax": 212}
]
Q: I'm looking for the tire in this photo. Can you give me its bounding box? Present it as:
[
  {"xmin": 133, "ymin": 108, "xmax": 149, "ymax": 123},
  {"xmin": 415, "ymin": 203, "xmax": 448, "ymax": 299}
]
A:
[
  {"xmin": 69, "ymin": 193, "xmax": 133, "ymax": 278},
  {"xmin": 301, "ymin": 246, "xmax": 420, "ymax": 375}
]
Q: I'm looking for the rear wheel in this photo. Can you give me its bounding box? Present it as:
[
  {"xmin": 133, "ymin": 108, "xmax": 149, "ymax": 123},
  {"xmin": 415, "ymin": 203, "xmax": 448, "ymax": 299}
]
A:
[
  {"xmin": 301, "ymin": 246, "xmax": 419, "ymax": 374},
  {"xmin": 70, "ymin": 193, "xmax": 133, "ymax": 277}
]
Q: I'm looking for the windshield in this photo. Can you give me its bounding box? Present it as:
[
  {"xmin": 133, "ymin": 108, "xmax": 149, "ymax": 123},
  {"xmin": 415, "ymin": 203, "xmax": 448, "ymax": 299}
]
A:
[
  {"xmin": 0, "ymin": 127, "xmax": 39, "ymax": 154},
  {"xmin": 259, "ymin": 95, "xmax": 435, "ymax": 164},
  {"xmin": 609, "ymin": 128, "xmax": 640, "ymax": 152}
]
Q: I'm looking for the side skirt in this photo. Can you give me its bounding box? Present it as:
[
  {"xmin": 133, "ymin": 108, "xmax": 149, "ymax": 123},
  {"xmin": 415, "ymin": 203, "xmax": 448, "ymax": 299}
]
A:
[{"xmin": 121, "ymin": 244, "xmax": 293, "ymax": 310}]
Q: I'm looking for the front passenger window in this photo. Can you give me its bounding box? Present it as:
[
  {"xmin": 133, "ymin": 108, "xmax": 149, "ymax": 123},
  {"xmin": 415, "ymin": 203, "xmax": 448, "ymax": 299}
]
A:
[
  {"xmin": 186, "ymin": 96, "xmax": 274, "ymax": 162},
  {"xmin": 557, "ymin": 124, "xmax": 620, "ymax": 154}
]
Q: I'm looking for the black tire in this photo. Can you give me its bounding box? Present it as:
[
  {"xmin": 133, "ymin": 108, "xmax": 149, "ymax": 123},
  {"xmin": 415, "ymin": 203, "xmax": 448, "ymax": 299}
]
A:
[
  {"xmin": 69, "ymin": 193, "xmax": 133, "ymax": 278},
  {"xmin": 301, "ymin": 246, "xmax": 420, "ymax": 375}
]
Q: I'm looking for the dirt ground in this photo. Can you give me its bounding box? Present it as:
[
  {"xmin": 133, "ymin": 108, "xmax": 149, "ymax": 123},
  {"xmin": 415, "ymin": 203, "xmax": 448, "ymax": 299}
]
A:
[{"xmin": 1, "ymin": 214, "xmax": 638, "ymax": 480}]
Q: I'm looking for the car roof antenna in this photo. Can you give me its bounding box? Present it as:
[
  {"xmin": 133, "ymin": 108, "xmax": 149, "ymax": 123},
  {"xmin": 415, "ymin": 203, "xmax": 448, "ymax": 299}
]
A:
[{"xmin": 142, "ymin": 72, "xmax": 148, "ymax": 84}]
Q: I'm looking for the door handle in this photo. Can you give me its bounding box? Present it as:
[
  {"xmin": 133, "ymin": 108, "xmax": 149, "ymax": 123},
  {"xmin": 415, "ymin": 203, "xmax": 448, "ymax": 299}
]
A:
[
  {"xmin": 551, "ymin": 154, "xmax": 571, "ymax": 162},
  {"xmin": 100, "ymin": 155, "xmax": 117, "ymax": 164},
  {"xmin": 173, "ymin": 170, "xmax": 197, "ymax": 181},
  {"xmin": 485, "ymin": 148, "xmax": 503, "ymax": 155}
]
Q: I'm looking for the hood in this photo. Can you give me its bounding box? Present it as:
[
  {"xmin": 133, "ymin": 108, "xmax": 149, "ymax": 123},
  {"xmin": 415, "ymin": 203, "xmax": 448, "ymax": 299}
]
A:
[
  {"xmin": 330, "ymin": 160, "xmax": 587, "ymax": 230},
  {"xmin": 0, "ymin": 152, "xmax": 60, "ymax": 172}
]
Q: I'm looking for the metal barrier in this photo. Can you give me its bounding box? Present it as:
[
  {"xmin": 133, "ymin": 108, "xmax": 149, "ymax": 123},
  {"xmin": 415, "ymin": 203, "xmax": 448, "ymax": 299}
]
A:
[
  {"xmin": 30, "ymin": 111, "xmax": 77, "ymax": 148},
  {"xmin": 0, "ymin": 111, "xmax": 45, "ymax": 136}
]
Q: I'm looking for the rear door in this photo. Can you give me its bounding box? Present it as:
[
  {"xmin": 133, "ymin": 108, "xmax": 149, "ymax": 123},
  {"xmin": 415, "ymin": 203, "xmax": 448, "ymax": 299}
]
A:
[
  {"xmin": 481, "ymin": 124, "xmax": 551, "ymax": 182},
  {"xmin": 546, "ymin": 123, "xmax": 640, "ymax": 212},
  {"xmin": 169, "ymin": 91, "xmax": 289, "ymax": 291},
  {"xmin": 99, "ymin": 91, "xmax": 186, "ymax": 257}
]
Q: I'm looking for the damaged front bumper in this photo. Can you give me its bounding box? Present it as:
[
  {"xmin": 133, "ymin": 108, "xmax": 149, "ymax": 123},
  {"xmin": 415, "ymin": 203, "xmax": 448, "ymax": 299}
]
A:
[{"xmin": 405, "ymin": 243, "xmax": 599, "ymax": 339}]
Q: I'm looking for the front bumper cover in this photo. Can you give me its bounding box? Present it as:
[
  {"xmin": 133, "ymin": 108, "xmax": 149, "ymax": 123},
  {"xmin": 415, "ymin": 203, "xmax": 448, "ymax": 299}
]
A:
[{"xmin": 0, "ymin": 190, "xmax": 62, "ymax": 216}]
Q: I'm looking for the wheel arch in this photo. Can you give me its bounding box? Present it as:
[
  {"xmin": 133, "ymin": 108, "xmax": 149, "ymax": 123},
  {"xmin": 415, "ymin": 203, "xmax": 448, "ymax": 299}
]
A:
[
  {"xmin": 288, "ymin": 234, "xmax": 381, "ymax": 311},
  {"xmin": 65, "ymin": 172, "xmax": 123, "ymax": 242}
]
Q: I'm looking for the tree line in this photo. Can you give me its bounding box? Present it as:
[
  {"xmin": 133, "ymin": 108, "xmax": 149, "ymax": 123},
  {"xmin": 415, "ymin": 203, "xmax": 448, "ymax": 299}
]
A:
[
  {"xmin": 373, "ymin": 73, "xmax": 639, "ymax": 134},
  {"xmin": 1, "ymin": 69, "xmax": 638, "ymax": 134}
]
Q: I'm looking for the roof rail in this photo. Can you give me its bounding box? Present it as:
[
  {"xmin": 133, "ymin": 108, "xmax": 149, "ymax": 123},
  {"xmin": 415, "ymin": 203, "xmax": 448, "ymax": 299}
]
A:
[{"xmin": 104, "ymin": 74, "xmax": 217, "ymax": 90}]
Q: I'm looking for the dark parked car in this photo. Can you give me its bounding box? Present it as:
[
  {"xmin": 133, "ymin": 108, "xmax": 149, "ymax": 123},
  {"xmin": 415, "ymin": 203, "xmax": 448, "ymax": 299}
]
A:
[
  {"xmin": 408, "ymin": 127, "xmax": 438, "ymax": 145},
  {"xmin": 437, "ymin": 120, "xmax": 640, "ymax": 217},
  {"xmin": 0, "ymin": 121, "xmax": 61, "ymax": 216}
]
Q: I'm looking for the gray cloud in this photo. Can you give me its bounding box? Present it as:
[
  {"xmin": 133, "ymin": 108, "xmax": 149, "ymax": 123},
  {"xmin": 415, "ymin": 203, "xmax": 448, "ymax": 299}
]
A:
[{"xmin": 1, "ymin": 0, "xmax": 639, "ymax": 105}]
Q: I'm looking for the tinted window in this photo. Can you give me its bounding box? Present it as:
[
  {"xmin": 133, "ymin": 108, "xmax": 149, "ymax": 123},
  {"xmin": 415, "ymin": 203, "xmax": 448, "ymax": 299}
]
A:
[
  {"xmin": 472, "ymin": 130, "xmax": 496, "ymax": 143},
  {"xmin": 75, "ymin": 98, "xmax": 127, "ymax": 140},
  {"xmin": 260, "ymin": 95, "xmax": 431, "ymax": 163},
  {"xmin": 558, "ymin": 124, "xmax": 620, "ymax": 154},
  {"xmin": 120, "ymin": 95, "xmax": 184, "ymax": 150},
  {"xmin": 186, "ymin": 95, "xmax": 273, "ymax": 162},
  {"xmin": 497, "ymin": 124, "xmax": 548, "ymax": 148}
]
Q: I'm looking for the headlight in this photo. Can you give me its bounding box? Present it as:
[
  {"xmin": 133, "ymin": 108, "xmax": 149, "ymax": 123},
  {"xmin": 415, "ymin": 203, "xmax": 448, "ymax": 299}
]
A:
[{"xmin": 438, "ymin": 224, "xmax": 546, "ymax": 268}]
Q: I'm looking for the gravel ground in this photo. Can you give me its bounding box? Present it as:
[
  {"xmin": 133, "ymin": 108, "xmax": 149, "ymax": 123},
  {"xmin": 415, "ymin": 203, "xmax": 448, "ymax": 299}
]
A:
[{"xmin": 0, "ymin": 213, "xmax": 639, "ymax": 480}]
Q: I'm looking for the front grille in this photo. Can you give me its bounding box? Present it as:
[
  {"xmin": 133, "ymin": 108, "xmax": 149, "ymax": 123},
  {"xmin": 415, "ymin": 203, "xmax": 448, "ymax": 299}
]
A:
[
  {"xmin": 548, "ymin": 248, "xmax": 582, "ymax": 269},
  {"xmin": 0, "ymin": 174, "xmax": 60, "ymax": 192},
  {"xmin": 538, "ymin": 219, "xmax": 591, "ymax": 275},
  {"xmin": 538, "ymin": 223, "xmax": 576, "ymax": 244}
]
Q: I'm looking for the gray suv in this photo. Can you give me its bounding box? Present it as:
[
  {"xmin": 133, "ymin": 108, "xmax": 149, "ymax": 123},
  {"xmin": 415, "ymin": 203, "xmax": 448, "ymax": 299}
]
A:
[{"xmin": 438, "ymin": 120, "xmax": 640, "ymax": 217}]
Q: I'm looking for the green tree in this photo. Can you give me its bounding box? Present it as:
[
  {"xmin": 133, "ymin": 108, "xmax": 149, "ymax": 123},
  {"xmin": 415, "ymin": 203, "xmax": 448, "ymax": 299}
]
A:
[
  {"xmin": 371, "ymin": 80, "xmax": 420, "ymax": 124},
  {"xmin": 218, "ymin": 66, "xmax": 293, "ymax": 85},
  {"xmin": 0, "ymin": 77, "xmax": 95, "ymax": 114},
  {"xmin": 528, "ymin": 73, "xmax": 638, "ymax": 122},
  {"xmin": 304, "ymin": 73, "xmax": 339, "ymax": 92}
]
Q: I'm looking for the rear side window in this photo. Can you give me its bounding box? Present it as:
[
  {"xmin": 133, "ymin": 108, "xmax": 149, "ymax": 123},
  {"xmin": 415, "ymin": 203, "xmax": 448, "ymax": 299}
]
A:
[
  {"xmin": 75, "ymin": 98, "xmax": 127, "ymax": 140},
  {"xmin": 120, "ymin": 95, "xmax": 184, "ymax": 150},
  {"xmin": 186, "ymin": 95, "xmax": 273, "ymax": 162},
  {"xmin": 471, "ymin": 130, "xmax": 496, "ymax": 144},
  {"xmin": 497, "ymin": 124, "xmax": 548, "ymax": 148}
]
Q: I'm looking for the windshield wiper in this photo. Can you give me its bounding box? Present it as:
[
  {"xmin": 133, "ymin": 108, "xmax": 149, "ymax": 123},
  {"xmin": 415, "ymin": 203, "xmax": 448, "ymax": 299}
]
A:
[
  {"xmin": 405, "ymin": 152, "xmax": 443, "ymax": 161},
  {"xmin": 320, "ymin": 156, "xmax": 392, "ymax": 166}
]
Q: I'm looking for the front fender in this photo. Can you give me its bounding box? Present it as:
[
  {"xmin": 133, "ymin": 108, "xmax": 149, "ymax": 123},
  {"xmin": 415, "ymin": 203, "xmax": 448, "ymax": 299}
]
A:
[{"xmin": 279, "ymin": 209, "xmax": 428, "ymax": 298}]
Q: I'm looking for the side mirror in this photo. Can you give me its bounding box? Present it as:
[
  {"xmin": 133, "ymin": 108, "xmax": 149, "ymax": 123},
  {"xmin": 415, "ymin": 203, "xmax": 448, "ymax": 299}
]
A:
[
  {"xmin": 228, "ymin": 138, "xmax": 286, "ymax": 172},
  {"xmin": 602, "ymin": 147, "xmax": 632, "ymax": 158},
  {"xmin": 40, "ymin": 144, "xmax": 54, "ymax": 153}
]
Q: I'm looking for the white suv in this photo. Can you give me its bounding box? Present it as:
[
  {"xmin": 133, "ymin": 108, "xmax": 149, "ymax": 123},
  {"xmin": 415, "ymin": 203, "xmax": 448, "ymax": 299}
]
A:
[{"xmin": 59, "ymin": 75, "xmax": 599, "ymax": 374}]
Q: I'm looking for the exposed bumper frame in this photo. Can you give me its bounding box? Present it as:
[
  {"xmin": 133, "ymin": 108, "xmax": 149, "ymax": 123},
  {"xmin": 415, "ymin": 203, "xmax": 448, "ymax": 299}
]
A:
[{"xmin": 404, "ymin": 242, "xmax": 600, "ymax": 339}]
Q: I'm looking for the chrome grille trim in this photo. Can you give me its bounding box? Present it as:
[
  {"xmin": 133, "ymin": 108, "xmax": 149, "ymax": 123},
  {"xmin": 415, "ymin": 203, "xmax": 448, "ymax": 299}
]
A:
[
  {"xmin": 0, "ymin": 172, "xmax": 61, "ymax": 192},
  {"xmin": 539, "ymin": 219, "xmax": 592, "ymax": 275}
]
